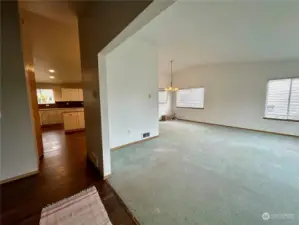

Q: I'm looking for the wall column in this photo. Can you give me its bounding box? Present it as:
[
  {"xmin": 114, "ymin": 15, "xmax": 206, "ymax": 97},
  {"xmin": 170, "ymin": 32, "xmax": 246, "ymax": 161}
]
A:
[
  {"xmin": 76, "ymin": 1, "xmax": 174, "ymax": 177},
  {"xmin": 1, "ymin": 1, "xmax": 38, "ymax": 182}
]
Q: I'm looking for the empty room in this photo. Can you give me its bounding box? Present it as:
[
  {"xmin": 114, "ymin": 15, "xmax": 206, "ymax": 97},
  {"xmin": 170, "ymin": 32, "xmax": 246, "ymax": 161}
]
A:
[
  {"xmin": 106, "ymin": 1, "xmax": 299, "ymax": 225},
  {"xmin": 1, "ymin": 0, "xmax": 299, "ymax": 224}
]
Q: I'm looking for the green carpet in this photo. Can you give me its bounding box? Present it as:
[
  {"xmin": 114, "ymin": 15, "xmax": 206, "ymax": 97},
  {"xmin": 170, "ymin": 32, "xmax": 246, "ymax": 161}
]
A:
[{"xmin": 108, "ymin": 121, "xmax": 299, "ymax": 225}]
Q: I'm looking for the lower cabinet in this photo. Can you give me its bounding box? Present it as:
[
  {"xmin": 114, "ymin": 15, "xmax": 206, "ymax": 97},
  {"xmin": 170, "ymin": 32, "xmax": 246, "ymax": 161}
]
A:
[
  {"xmin": 63, "ymin": 111, "xmax": 85, "ymax": 132},
  {"xmin": 39, "ymin": 109, "xmax": 84, "ymax": 127},
  {"xmin": 39, "ymin": 110, "xmax": 63, "ymax": 125},
  {"xmin": 77, "ymin": 112, "xmax": 85, "ymax": 129}
]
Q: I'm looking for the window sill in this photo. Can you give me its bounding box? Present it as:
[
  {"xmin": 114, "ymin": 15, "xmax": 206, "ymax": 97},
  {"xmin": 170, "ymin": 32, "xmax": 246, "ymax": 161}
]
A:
[
  {"xmin": 176, "ymin": 107, "xmax": 204, "ymax": 109},
  {"xmin": 263, "ymin": 117, "xmax": 299, "ymax": 122}
]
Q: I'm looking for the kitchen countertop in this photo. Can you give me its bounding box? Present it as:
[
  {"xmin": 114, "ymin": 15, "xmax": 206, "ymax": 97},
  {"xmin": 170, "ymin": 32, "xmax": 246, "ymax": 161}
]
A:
[
  {"xmin": 62, "ymin": 110, "xmax": 84, "ymax": 113},
  {"xmin": 39, "ymin": 108, "xmax": 84, "ymax": 111}
]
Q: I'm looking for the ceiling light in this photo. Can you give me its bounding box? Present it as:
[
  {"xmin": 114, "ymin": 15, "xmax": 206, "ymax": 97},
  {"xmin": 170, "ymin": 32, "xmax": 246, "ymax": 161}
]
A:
[
  {"xmin": 49, "ymin": 76, "xmax": 55, "ymax": 79},
  {"xmin": 164, "ymin": 60, "xmax": 179, "ymax": 92},
  {"xmin": 49, "ymin": 69, "xmax": 55, "ymax": 73}
]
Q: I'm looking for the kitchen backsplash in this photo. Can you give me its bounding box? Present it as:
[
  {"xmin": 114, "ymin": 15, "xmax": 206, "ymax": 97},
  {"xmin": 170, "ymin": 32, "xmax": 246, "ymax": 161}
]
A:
[{"xmin": 39, "ymin": 101, "xmax": 84, "ymax": 109}]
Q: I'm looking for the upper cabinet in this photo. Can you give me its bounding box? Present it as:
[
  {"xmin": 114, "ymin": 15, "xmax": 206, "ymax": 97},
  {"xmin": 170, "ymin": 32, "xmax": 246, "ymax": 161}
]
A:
[
  {"xmin": 61, "ymin": 88, "xmax": 83, "ymax": 101},
  {"xmin": 78, "ymin": 89, "xmax": 84, "ymax": 101}
]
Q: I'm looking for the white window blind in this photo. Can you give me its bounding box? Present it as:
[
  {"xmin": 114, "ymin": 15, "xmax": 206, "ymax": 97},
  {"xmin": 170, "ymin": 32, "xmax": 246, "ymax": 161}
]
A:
[
  {"xmin": 159, "ymin": 91, "xmax": 167, "ymax": 103},
  {"xmin": 288, "ymin": 78, "xmax": 299, "ymax": 120},
  {"xmin": 265, "ymin": 78, "xmax": 299, "ymax": 121},
  {"xmin": 176, "ymin": 88, "xmax": 204, "ymax": 108}
]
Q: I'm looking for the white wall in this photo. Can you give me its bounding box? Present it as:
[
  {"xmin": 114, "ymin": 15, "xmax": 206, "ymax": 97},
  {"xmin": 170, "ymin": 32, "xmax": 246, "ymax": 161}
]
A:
[
  {"xmin": 159, "ymin": 91, "xmax": 172, "ymax": 118},
  {"xmin": 158, "ymin": 66, "xmax": 173, "ymax": 118},
  {"xmin": 77, "ymin": 1, "xmax": 153, "ymax": 177},
  {"xmin": 158, "ymin": 70, "xmax": 172, "ymax": 118},
  {"xmin": 77, "ymin": 1, "xmax": 172, "ymax": 176},
  {"xmin": 1, "ymin": 2, "xmax": 38, "ymax": 181},
  {"xmin": 106, "ymin": 37, "xmax": 159, "ymax": 149},
  {"xmin": 173, "ymin": 60, "xmax": 299, "ymax": 136}
]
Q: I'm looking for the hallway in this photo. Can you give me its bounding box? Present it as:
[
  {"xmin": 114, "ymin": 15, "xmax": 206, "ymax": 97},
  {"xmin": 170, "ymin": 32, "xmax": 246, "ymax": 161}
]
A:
[{"xmin": 0, "ymin": 128, "xmax": 136, "ymax": 225}]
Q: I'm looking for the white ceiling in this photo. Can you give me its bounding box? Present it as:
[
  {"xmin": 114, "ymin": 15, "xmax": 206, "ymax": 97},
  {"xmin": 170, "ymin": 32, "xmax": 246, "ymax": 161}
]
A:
[
  {"xmin": 135, "ymin": 0, "xmax": 299, "ymax": 76},
  {"xmin": 19, "ymin": 1, "xmax": 77, "ymax": 25},
  {"xmin": 18, "ymin": 1, "xmax": 299, "ymax": 83},
  {"xmin": 20, "ymin": 1, "xmax": 82, "ymax": 84}
]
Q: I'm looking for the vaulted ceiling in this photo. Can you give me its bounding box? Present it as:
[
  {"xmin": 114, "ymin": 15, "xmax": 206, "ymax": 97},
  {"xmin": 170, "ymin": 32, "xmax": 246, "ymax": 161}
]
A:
[
  {"xmin": 18, "ymin": 0, "xmax": 299, "ymax": 83},
  {"xmin": 136, "ymin": 0, "xmax": 299, "ymax": 76}
]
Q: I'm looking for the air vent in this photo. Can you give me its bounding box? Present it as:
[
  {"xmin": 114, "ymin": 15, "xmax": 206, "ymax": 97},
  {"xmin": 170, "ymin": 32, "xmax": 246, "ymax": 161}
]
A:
[{"xmin": 142, "ymin": 132, "xmax": 150, "ymax": 138}]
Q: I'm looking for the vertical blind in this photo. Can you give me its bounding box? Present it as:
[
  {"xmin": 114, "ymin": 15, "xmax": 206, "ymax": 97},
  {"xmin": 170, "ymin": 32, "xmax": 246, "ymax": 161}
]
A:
[
  {"xmin": 265, "ymin": 78, "xmax": 299, "ymax": 120},
  {"xmin": 176, "ymin": 88, "xmax": 204, "ymax": 108},
  {"xmin": 159, "ymin": 91, "xmax": 168, "ymax": 103}
]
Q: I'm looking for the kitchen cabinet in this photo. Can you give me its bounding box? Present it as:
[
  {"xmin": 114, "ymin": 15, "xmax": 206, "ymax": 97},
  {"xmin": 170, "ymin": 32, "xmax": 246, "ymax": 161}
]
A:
[
  {"xmin": 78, "ymin": 89, "xmax": 84, "ymax": 101},
  {"xmin": 63, "ymin": 112, "xmax": 78, "ymax": 131},
  {"xmin": 39, "ymin": 110, "xmax": 63, "ymax": 125},
  {"xmin": 61, "ymin": 88, "xmax": 83, "ymax": 101},
  {"xmin": 39, "ymin": 108, "xmax": 84, "ymax": 126},
  {"xmin": 63, "ymin": 111, "xmax": 85, "ymax": 132},
  {"xmin": 77, "ymin": 112, "xmax": 85, "ymax": 129}
]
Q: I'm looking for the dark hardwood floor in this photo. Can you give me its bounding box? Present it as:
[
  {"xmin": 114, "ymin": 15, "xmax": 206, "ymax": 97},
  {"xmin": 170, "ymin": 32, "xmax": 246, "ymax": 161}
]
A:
[{"xmin": 0, "ymin": 127, "xmax": 136, "ymax": 225}]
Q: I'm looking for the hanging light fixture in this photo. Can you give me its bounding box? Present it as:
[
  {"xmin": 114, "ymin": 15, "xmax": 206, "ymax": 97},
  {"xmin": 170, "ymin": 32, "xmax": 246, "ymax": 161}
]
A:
[{"xmin": 164, "ymin": 60, "xmax": 179, "ymax": 92}]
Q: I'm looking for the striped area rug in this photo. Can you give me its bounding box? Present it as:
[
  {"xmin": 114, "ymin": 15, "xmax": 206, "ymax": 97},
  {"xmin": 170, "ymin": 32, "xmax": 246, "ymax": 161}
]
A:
[{"xmin": 40, "ymin": 186, "xmax": 112, "ymax": 225}]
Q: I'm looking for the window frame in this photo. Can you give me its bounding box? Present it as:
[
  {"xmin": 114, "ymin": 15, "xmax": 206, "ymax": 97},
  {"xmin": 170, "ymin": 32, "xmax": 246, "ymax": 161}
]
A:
[
  {"xmin": 263, "ymin": 77, "xmax": 299, "ymax": 122},
  {"xmin": 176, "ymin": 87, "xmax": 205, "ymax": 109},
  {"xmin": 36, "ymin": 89, "xmax": 55, "ymax": 105}
]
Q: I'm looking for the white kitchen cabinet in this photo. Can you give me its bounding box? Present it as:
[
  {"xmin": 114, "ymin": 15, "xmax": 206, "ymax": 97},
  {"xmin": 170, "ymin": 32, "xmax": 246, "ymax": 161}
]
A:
[
  {"xmin": 39, "ymin": 111, "xmax": 49, "ymax": 125},
  {"xmin": 61, "ymin": 88, "xmax": 73, "ymax": 101},
  {"xmin": 48, "ymin": 110, "xmax": 61, "ymax": 124},
  {"xmin": 63, "ymin": 112, "xmax": 78, "ymax": 131},
  {"xmin": 78, "ymin": 89, "xmax": 84, "ymax": 101},
  {"xmin": 70, "ymin": 89, "xmax": 79, "ymax": 101},
  {"xmin": 63, "ymin": 111, "xmax": 85, "ymax": 132},
  {"xmin": 77, "ymin": 112, "xmax": 85, "ymax": 129},
  {"xmin": 39, "ymin": 110, "xmax": 63, "ymax": 125},
  {"xmin": 61, "ymin": 88, "xmax": 83, "ymax": 101}
]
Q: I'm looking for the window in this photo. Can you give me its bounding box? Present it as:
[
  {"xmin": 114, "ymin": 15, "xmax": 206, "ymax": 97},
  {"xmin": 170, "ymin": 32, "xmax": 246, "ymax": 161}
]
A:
[
  {"xmin": 37, "ymin": 89, "xmax": 55, "ymax": 104},
  {"xmin": 159, "ymin": 91, "xmax": 167, "ymax": 103},
  {"xmin": 265, "ymin": 78, "xmax": 299, "ymax": 121},
  {"xmin": 176, "ymin": 88, "xmax": 204, "ymax": 108}
]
